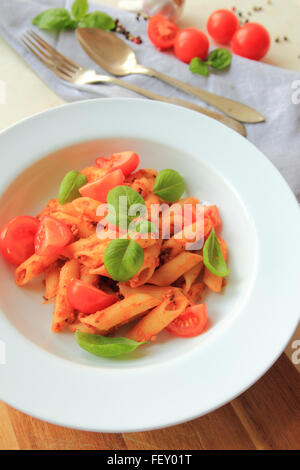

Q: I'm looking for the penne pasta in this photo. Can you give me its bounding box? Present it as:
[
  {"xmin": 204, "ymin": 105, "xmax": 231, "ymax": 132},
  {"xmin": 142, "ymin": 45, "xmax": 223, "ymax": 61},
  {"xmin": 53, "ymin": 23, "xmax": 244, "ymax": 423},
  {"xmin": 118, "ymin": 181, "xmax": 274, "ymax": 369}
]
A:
[
  {"xmin": 52, "ymin": 259, "xmax": 80, "ymax": 332},
  {"xmin": 183, "ymin": 262, "xmax": 203, "ymax": 293},
  {"xmin": 126, "ymin": 291, "xmax": 189, "ymax": 342},
  {"xmin": 119, "ymin": 284, "xmax": 180, "ymax": 301},
  {"xmin": 15, "ymin": 253, "xmax": 60, "ymax": 286},
  {"xmin": 44, "ymin": 261, "xmax": 61, "ymax": 300},
  {"xmin": 80, "ymin": 165, "xmax": 108, "ymax": 182},
  {"xmin": 80, "ymin": 265, "xmax": 99, "ymax": 286},
  {"xmin": 188, "ymin": 282, "xmax": 205, "ymax": 303},
  {"xmin": 81, "ymin": 293, "xmax": 160, "ymax": 333},
  {"xmin": 148, "ymin": 252, "xmax": 203, "ymax": 287},
  {"xmin": 129, "ymin": 242, "xmax": 161, "ymax": 288}
]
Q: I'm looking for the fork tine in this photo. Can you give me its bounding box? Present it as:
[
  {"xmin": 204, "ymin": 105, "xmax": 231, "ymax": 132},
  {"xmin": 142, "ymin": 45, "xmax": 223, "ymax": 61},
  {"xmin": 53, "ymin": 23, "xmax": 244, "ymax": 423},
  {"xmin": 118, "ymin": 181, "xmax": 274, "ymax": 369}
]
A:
[
  {"xmin": 21, "ymin": 37, "xmax": 73, "ymax": 82},
  {"xmin": 28, "ymin": 30, "xmax": 80, "ymax": 71},
  {"xmin": 25, "ymin": 31, "xmax": 77, "ymax": 75},
  {"xmin": 23, "ymin": 33, "xmax": 74, "ymax": 79}
]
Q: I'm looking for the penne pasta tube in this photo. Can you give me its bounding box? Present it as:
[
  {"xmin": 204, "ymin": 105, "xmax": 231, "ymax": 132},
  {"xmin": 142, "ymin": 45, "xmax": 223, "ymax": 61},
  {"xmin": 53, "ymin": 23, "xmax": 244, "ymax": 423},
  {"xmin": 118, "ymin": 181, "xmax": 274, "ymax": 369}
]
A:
[
  {"xmin": 37, "ymin": 199, "xmax": 59, "ymax": 218},
  {"xmin": 148, "ymin": 252, "xmax": 203, "ymax": 287},
  {"xmin": 118, "ymin": 284, "xmax": 180, "ymax": 301},
  {"xmin": 203, "ymin": 238, "xmax": 228, "ymax": 293},
  {"xmin": 80, "ymin": 265, "xmax": 99, "ymax": 286},
  {"xmin": 188, "ymin": 282, "xmax": 205, "ymax": 303},
  {"xmin": 52, "ymin": 259, "xmax": 80, "ymax": 333},
  {"xmin": 129, "ymin": 242, "xmax": 161, "ymax": 288},
  {"xmin": 80, "ymin": 165, "xmax": 108, "ymax": 182},
  {"xmin": 81, "ymin": 293, "xmax": 160, "ymax": 333},
  {"xmin": 15, "ymin": 253, "xmax": 60, "ymax": 286},
  {"xmin": 69, "ymin": 321, "xmax": 100, "ymax": 335},
  {"xmin": 44, "ymin": 261, "xmax": 61, "ymax": 300},
  {"xmin": 183, "ymin": 262, "xmax": 203, "ymax": 293},
  {"xmin": 126, "ymin": 291, "xmax": 189, "ymax": 342}
]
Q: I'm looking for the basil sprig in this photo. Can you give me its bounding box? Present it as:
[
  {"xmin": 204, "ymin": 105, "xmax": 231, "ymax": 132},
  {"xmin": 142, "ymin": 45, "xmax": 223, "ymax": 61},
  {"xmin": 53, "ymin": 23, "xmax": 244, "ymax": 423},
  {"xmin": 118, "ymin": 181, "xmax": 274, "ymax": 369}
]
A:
[
  {"xmin": 75, "ymin": 331, "xmax": 146, "ymax": 357},
  {"xmin": 32, "ymin": 0, "xmax": 115, "ymax": 32},
  {"xmin": 58, "ymin": 170, "xmax": 87, "ymax": 205},
  {"xmin": 153, "ymin": 169, "xmax": 185, "ymax": 203},
  {"xmin": 203, "ymin": 228, "xmax": 229, "ymax": 277},
  {"xmin": 189, "ymin": 49, "xmax": 232, "ymax": 77},
  {"xmin": 104, "ymin": 238, "xmax": 144, "ymax": 282}
]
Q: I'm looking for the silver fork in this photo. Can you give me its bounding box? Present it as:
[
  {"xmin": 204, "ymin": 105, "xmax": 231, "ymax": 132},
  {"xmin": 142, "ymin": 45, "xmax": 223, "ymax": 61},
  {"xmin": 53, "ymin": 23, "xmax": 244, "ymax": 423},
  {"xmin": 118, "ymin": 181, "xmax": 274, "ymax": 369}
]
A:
[{"xmin": 21, "ymin": 30, "xmax": 246, "ymax": 137}]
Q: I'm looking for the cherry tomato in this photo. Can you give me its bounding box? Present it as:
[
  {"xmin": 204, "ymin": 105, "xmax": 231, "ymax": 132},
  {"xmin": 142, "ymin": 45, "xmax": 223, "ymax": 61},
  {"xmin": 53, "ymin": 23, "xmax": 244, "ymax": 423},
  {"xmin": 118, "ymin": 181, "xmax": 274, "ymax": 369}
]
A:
[
  {"xmin": 174, "ymin": 28, "xmax": 209, "ymax": 64},
  {"xmin": 203, "ymin": 205, "xmax": 221, "ymax": 230},
  {"xmin": 67, "ymin": 279, "xmax": 117, "ymax": 314},
  {"xmin": 166, "ymin": 304, "xmax": 208, "ymax": 338},
  {"xmin": 96, "ymin": 152, "xmax": 140, "ymax": 177},
  {"xmin": 231, "ymin": 23, "xmax": 270, "ymax": 61},
  {"xmin": 79, "ymin": 169, "xmax": 125, "ymax": 202},
  {"xmin": 147, "ymin": 15, "xmax": 179, "ymax": 50},
  {"xmin": 207, "ymin": 9, "xmax": 239, "ymax": 44},
  {"xmin": 35, "ymin": 216, "xmax": 72, "ymax": 257},
  {"xmin": 0, "ymin": 216, "xmax": 40, "ymax": 266}
]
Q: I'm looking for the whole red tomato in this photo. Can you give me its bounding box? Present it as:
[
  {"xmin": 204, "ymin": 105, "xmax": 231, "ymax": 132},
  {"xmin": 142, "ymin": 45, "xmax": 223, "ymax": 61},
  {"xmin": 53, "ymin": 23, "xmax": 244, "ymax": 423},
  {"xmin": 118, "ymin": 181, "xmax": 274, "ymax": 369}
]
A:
[
  {"xmin": 174, "ymin": 28, "xmax": 209, "ymax": 63},
  {"xmin": 207, "ymin": 9, "xmax": 240, "ymax": 44},
  {"xmin": 231, "ymin": 23, "xmax": 270, "ymax": 60}
]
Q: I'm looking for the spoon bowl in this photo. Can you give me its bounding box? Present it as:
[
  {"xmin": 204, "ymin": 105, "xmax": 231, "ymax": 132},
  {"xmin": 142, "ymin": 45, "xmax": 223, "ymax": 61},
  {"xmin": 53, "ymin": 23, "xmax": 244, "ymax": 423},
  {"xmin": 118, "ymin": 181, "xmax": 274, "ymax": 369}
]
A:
[{"xmin": 76, "ymin": 28, "xmax": 265, "ymax": 123}]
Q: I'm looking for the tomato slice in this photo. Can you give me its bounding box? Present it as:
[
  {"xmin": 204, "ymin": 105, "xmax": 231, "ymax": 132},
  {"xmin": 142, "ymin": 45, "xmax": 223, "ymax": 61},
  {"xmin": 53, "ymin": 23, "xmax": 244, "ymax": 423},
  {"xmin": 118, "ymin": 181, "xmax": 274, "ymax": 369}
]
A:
[
  {"xmin": 67, "ymin": 279, "xmax": 117, "ymax": 314},
  {"xmin": 204, "ymin": 205, "xmax": 221, "ymax": 230},
  {"xmin": 0, "ymin": 216, "xmax": 40, "ymax": 266},
  {"xmin": 166, "ymin": 304, "xmax": 208, "ymax": 338},
  {"xmin": 35, "ymin": 216, "xmax": 72, "ymax": 257},
  {"xmin": 147, "ymin": 15, "xmax": 179, "ymax": 50},
  {"xmin": 79, "ymin": 169, "xmax": 125, "ymax": 202},
  {"xmin": 95, "ymin": 152, "xmax": 140, "ymax": 177}
]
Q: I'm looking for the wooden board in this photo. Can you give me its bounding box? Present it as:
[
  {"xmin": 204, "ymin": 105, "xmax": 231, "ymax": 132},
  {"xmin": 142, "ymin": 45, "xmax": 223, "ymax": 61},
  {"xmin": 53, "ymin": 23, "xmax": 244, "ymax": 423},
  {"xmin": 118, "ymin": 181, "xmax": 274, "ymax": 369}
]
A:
[{"xmin": 0, "ymin": 353, "xmax": 299, "ymax": 450}]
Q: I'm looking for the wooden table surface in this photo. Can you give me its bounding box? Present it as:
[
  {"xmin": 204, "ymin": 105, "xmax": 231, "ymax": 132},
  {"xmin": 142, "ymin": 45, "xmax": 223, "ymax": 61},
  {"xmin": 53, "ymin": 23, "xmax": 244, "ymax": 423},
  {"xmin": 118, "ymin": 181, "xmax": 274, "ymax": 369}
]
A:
[{"xmin": 1, "ymin": 353, "xmax": 299, "ymax": 450}]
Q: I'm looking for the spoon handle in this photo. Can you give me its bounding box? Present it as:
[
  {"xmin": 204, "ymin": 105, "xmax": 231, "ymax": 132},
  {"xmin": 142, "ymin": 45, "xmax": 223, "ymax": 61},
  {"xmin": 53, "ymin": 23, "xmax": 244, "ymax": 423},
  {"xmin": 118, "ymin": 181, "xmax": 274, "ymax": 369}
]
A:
[
  {"xmin": 134, "ymin": 65, "xmax": 264, "ymax": 124},
  {"xmin": 89, "ymin": 75, "xmax": 246, "ymax": 136}
]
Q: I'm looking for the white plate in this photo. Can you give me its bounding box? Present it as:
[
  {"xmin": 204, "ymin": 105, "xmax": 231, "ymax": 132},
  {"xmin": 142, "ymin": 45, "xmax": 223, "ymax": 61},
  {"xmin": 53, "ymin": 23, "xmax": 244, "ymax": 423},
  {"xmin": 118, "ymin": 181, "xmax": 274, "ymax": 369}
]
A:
[{"xmin": 0, "ymin": 98, "xmax": 299, "ymax": 432}]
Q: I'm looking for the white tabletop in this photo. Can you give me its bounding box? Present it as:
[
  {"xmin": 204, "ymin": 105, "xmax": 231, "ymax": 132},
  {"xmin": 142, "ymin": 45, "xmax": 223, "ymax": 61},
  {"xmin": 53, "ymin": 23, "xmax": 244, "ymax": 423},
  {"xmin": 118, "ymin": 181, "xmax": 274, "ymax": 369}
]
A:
[{"xmin": 0, "ymin": 0, "xmax": 299, "ymax": 371}]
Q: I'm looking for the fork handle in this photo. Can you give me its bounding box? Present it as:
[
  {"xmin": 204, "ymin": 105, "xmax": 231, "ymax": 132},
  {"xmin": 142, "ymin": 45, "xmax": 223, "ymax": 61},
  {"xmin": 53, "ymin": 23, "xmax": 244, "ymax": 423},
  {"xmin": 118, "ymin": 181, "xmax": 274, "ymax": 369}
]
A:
[
  {"xmin": 88, "ymin": 76, "xmax": 246, "ymax": 136},
  {"xmin": 133, "ymin": 65, "xmax": 264, "ymax": 124}
]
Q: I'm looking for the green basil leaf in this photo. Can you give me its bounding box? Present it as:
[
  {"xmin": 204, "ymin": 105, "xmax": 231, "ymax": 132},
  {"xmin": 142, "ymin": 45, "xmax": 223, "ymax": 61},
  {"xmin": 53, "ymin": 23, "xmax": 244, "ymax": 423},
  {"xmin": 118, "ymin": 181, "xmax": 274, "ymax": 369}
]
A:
[
  {"xmin": 207, "ymin": 49, "xmax": 232, "ymax": 70},
  {"xmin": 79, "ymin": 11, "xmax": 116, "ymax": 30},
  {"xmin": 58, "ymin": 170, "xmax": 87, "ymax": 205},
  {"xmin": 75, "ymin": 331, "xmax": 146, "ymax": 357},
  {"xmin": 104, "ymin": 238, "xmax": 144, "ymax": 282},
  {"xmin": 203, "ymin": 228, "xmax": 229, "ymax": 277},
  {"xmin": 107, "ymin": 185, "xmax": 145, "ymax": 229},
  {"xmin": 134, "ymin": 220, "xmax": 158, "ymax": 234},
  {"xmin": 189, "ymin": 58, "xmax": 210, "ymax": 77},
  {"xmin": 153, "ymin": 169, "xmax": 185, "ymax": 203},
  {"xmin": 32, "ymin": 8, "xmax": 77, "ymax": 31},
  {"xmin": 72, "ymin": 0, "xmax": 89, "ymax": 21}
]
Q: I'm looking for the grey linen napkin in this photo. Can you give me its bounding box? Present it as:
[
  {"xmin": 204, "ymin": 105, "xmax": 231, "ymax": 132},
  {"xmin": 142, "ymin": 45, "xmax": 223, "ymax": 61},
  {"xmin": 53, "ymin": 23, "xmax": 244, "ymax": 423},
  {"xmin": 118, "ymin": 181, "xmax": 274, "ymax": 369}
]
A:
[{"xmin": 1, "ymin": 0, "xmax": 300, "ymax": 200}]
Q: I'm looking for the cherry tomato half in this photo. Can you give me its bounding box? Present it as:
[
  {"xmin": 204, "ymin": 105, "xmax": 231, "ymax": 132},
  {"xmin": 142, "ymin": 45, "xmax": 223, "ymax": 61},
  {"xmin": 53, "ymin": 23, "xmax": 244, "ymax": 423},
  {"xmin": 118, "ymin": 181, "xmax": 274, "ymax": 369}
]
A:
[
  {"xmin": 207, "ymin": 9, "xmax": 240, "ymax": 45},
  {"xmin": 231, "ymin": 23, "xmax": 270, "ymax": 61},
  {"xmin": 79, "ymin": 169, "xmax": 125, "ymax": 202},
  {"xmin": 96, "ymin": 152, "xmax": 140, "ymax": 177},
  {"xmin": 174, "ymin": 28, "xmax": 209, "ymax": 64},
  {"xmin": 67, "ymin": 279, "xmax": 117, "ymax": 314},
  {"xmin": 0, "ymin": 216, "xmax": 40, "ymax": 266},
  {"xmin": 147, "ymin": 14, "xmax": 179, "ymax": 50},
  {"xmin": 203, "ymin": 205, "xmax": 222, "ymax": 231},
  {"xmin": 166, "ymin": 304, "xmax": 208, "ymax": 338},
  {"xmin": 35, "ymin": 216, "xmax": 72, "ymax": 257}
]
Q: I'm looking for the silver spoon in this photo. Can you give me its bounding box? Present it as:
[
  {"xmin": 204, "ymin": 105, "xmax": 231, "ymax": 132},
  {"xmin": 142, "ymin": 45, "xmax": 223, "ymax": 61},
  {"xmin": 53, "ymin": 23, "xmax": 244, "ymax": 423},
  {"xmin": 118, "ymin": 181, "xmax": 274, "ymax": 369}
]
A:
[{"xmin": 76, "ymin": 28, "xmax": 265, "ymax": 124}]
